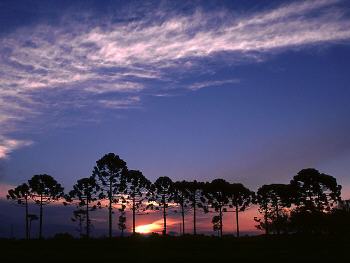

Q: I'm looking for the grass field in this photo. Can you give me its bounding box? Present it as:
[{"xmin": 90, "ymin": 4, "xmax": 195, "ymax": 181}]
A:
[{"xmin": 1, "ymin": 235, "xmax": 349, "ymax": 262}]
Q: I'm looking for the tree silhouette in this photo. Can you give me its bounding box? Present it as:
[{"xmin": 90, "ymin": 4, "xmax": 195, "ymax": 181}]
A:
[
  {"xmin": 204, "ymin": 179, "xmax": 231, "ymax": 237},
  {"xmin": 256, "ymin": 184, "xmax": 292, "ymax": 235},
  {"xmin": 149, "ymin": 176, "xmax": 174, "ymax": 235},
  {"xmin": 28, "ymin": 174, "xmax": 64, "ymax": 239},
  {"xmin": 183, "ymin": 180, "xmax": 207, "ymax": 235},
  {"xmin": 27, "ymin": 214, "xmax": 38, "ymax": 239},
  {"xmin": 212, "ymin": 215, "xmax": 221, "ymax": 237},
  {"xmin": 173, "ymin": 181, "xmax": 190, "ymax": 235},
  {"xmin": 229, "ymin": 183, "xmax": 254, "ymax": 237},
  {"xmin": 71, "ymin": 209, "xmax": 86, "ymax": 237},
  {"xmin": 118, "ymin": 209, "xmax": 127, "ymax": 237},
  {"xmin": 93, "ymin": 153, "xmax": 127, "ymax": 238},
  {"xmin": 290, "ymin": 168, "xmax": 342, "ymax": 212},
  {"xmin": 123, "ymin": 170, "xmax": 151, "ymax": 235},
  {"xmin": 68, "ymin": 176, "xmax": 99, "ymax": 238},
  {"xmin": 7, "ymin": 183, "xmax": 31, "ymax": 239}
]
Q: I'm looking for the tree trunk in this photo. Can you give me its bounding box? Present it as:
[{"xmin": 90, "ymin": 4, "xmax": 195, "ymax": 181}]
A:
[
  {"xmin": 219, "ymin": 206, "xmax": 223, "ymax": 237},
  {"xmin": 132, "ymin": 195, "xmax": 136, "ymax": 234},
  {"xmin": 108, "ymin": 180, "xmax": 112, "ymax": 239},
  {"xmin": 235, "ymin": 204, "xmax": 240, "ymax": 238},
  {"xmin": 181, "ymin": 199, "xmax": 185, "ymax": 235},
  {"xmin": 162, "ymin": 195, "xmax": 166, "ymax": 235},
  {"xmin": 193, "ymin": 192, "xmax": 197, "ymax": 235},
  {"xmin": 25, "ymin": 197, "xmax": 29, "ymax": 240},
  {"xmin": 275, "ymin": 201, "xmax": 280, "ymax": 235},
  {"xmin": 86, "ymin": 196, "xmax": 90, "ymax": 238},
  {"xmin": 264, "ymin": 205, "xmax": 269, "ymax": 235},
  {"xmin": 39, "ymin": 194, "xmax": 43, "ymax": 239}
]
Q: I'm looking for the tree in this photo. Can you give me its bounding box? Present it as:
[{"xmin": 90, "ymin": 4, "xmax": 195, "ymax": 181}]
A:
[
  {"xmin": 204, "ymin": 179, "xmax": 231, "ymax": 237},
  {"xmin": 118, "ymin": 209, "xmax": 127, "ymax": 237},
  {"xmin": 71, "ymin": 209, "xmax": 86, "ymax": 237},
  {"xmin": 256, "ymin": 184, "xmax": 293, "ymax": 235},
  {"xmin": 183, "ymin": 180, "xmax": 207, "ymax": 235},
  {"xmin": 123, "ymin": 170, "xmax": 151, "ymax": 235},
  {"xmin": 28, "ymin": 174, "xmax": 64, "ymax": 239},
  {"xmin": 93, "ymin": 153, "xmax": 128, "ymax": 238},
  {"xmin": 68, "ymin": 176, "xmax": 99, "ymax": 238},
  {"xmin": 149, "ymin": 176, "xmax": 174, "ymax": 235},
  {"xmin": 27, "ymin": 214, "xmax": 38, "ymax": 239},
  {"xmin": 212, "ymin": 215, "xmax": 221, "ymax": 237},
  {"xmin": 173, "ymin": 181, "xmax": 190, "ymax": 235},
  {"xmin": 7, "ymin": 183, "xmax": 31, "ymax": 239},
  {"xmin": 229, "ymin": 183, "xmax": 254, "ymax": 237},
  {"xmin": 290, "ymin": 168, "xmax": 342, "ymax": 212}
]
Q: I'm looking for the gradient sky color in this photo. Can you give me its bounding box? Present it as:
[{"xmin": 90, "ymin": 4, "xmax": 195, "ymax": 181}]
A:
[{"xmin": 0, "ymin": 0, "xmax": 350, "ymax": 237}]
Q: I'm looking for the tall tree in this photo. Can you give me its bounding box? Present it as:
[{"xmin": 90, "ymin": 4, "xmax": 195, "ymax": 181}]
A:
[
  {"xmin": 173, "ymin": 181, "xmax": 190, "ymax": 235},
  {"xmin": 68, "ymin": 176, "xmax": 99, "ymax": 238},
  {"xmin": 123, "ymin": 170, "xmax": 151, "ymax": 235},
  {"xmin": 183, "ymin": 180, "xmax": 207, "ymax": 235},
  {"xmin": 204, "ymin": 179, "xmax": 231, "ymax": 237},
  {"xmin": 7, "ymin": 183, "xmax": 31, "ymax": 239},
  {"xmin": 93, "ymin": 153, "xmax": 127, "ymax": 239},
  {"xmin": 229, "ymin": 183, "xmax": 254, "ymax": 237},
  {"xmin": 28, "ymin": 174, "xmax": 64, "ymax": 239},
  {"xmin": 290, "ymin": 168, "xmax": 342, "ymax": 212},
  {"xmin": 149, "ymin": 176, "xmax": 174, "ymax": 235},
  {"xmin": 256, "ymin": 184, "xmax": 292, "ymax": 235}
]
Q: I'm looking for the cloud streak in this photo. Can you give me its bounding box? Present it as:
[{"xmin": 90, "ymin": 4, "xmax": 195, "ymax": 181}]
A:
[{"xmin": 0, "ymin": 0, "xmax": 349, "ymax": 157}]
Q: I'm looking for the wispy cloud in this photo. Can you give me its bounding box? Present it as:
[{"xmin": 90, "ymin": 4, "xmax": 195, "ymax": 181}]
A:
[
  {"xmin": 0, "ymin": 136, "xmax": 32, "ymax": 159},
  {"xmin": 0, "ymin": 0, "xmax": 349, "ymax": 157},
  {"xmin": 189, "ymin": 79, "xmax": 240, "ymax": 91}
]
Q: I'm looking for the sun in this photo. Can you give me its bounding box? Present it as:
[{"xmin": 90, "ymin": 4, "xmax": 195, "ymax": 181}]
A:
[{"xmin": 135, "ymin": 221, "xmax": 162, "ymax": 234}]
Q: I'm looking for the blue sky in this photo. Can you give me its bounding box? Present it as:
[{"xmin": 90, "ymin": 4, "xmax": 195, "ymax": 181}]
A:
[{"xmin": 1, "ymin": 0, "xmax": 350, "ymax": 197}]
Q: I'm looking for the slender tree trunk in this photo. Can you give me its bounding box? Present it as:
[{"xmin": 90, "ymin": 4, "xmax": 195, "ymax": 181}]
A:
[
  {"xmin": 108, "ymin": 180, "xmax": 112, "ymax": 239},
  {"xmin": 235, "ymin": 204, "xmax": 240, "ymax": 238},
  {"xmin": 132, "ymin": 195, "xmax": 136, "ymax": 235},
  {"xmin": 219, "ymin": 206, "xmax": 223, "ymax": 237},
  {"xmin": 39, "ymin": 194, "xmax": 43, "ymax": 239},
  {"xmin": 193, "ymin": 192, "xmax": 196, "ymax": 235},
  {"xmin": 162, "ymin": 195, "xmax": 166, "ymax": 235},
  {"xmin": 25, "ymin": 197, "xmax": 29, "ymax": 240},
  {"xmin": 275, "ymin": 201, "xmax": 280, "ymax": 235},
  {"xmin": 181, "ymin": 199, "xmax": 185, "ymax": 235},
  {"xmin": 264, "ymin": 205, "xmax": 269, "ymax": 235},
  {"xmin": 29, "ymin": 220, "xmax": 32, "ymax": 240},
  {"xmin": 86, "ymin": 196, "xmax": 90, "ymax": 238}
]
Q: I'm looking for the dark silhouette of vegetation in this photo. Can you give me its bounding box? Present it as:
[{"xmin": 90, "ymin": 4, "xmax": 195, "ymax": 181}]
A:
[
  {"xmin": 118, "ymin": 209, "xmax": 127, "ymax": 237},
  {"xmin": 149, "ymin": 176, "xmax": 174, "ymax": 235},
  {"xmin": 28, "ymin": 174, "xmax": 64, "ymax": 239},
  {"xmin": 67, "ymin": 176, "xmax": 99, "ymax": 238},
  {"xmin": 7, "ymin": 183, "xmax": 31, "ymax": 239},
  {"xmin": 229, "ymin": 183, "xmax": 254, "ymax": 237},
  {"xmin": 123, "ymin": 170, "xmax": 151, "ymax": 235},
  {"xmin": 93, "ymin": 153, "xmax": 127, "ymax": 238}
]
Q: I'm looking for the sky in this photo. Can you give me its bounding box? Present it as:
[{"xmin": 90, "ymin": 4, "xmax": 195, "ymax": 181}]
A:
[{"xmin": 0, "ymin": 0, "xmax": 350, "ymax": 237}]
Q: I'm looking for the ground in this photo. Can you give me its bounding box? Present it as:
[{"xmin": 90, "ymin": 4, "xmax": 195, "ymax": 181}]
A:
[{"xmin": 1, "ymin": 235, "xmax": 348, "ymax": 262}]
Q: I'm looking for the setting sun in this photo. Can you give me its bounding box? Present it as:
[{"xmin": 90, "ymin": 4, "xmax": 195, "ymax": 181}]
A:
[{"xmin": 135, "ymin": 222, "xmax": 161, "ymax": 234}]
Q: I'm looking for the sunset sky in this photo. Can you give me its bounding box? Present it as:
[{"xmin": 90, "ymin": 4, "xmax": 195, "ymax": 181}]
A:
[{"xmin": 1, "ymin": 0, "xmax": 350, "ymax": 237}]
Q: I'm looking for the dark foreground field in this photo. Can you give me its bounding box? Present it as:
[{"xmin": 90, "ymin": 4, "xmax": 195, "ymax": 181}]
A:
[{"xmin": 1, "ymin": 235, "xmax": 349, "ymax": 263}]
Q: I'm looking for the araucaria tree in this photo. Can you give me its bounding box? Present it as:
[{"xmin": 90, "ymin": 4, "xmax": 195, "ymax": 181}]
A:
[
  {"xmin": 173, "ymin": 181, "xmax": 191, "ymax": 235},
  {"xmin": 256, "ymin": 184, "xmax": 293, "ymax": 235},
  {"xmin": 28, "ymin": 174, "xmax": 64, "ymax": 239},
  {"xmin": 290, "ymin": 168, "xmax": 342, "ymax": 212},
  {"xmin": 150, "ymin": 176, "xmax": 174, "ymax": 235},
  {"xmin": 229, "ymin": 183, "xmax": 254, "ymax": 237},
  {"xmin": 68, "ymin": 176, "xmax": 99, "ymax": 238},
  {"xmin": 123, "ymin": 170, "xmax": 151, "ymax": 235},
  {"xmin": 93, "ymin": 153, "xmax": 127, "ymax": 238},
  {"xmin": 205, "ymin": 179, "xmax": 231, "ymax": 237},
  {"xmin": 7, "ymin": 183, "xmax": 31, "ymax": 239}
]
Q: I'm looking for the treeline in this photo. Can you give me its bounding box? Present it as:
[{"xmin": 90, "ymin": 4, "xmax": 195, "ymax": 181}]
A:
[{"xmin": 7, "ymin": 153, "xmax": 350, "ymax": 239}]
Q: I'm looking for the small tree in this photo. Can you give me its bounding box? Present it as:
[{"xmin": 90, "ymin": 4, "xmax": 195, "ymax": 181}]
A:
[
  {"xmin": 28, "ymin": 174, "xmax": 64, "ymax": 239},
  {"xmin": 93, "ymin": 153, "xmax": 128, "ymax": 238},
  {"xmin": 27, "ymin": 214, "xmax": 38, "ymax": 239},
  {"xmin": 7, "ymin": 183, "xmax": 31, "ymax": 239},
  {"xmin": 71, "ymin": 209, "xmax": 86, "ymax": 237},
  {"xmin": 149, "ymin": 176, "xmax": 174, "ymax": 235},
  {"xmin": 123, "ymin": 170, "xmax": 151, "ymax": 235},
  {"xmin": 68, "ymin": 176, "xmax": 99, "ymax": 238},
  {"xmin": 173, "ymin": 181, "xmax": 191, "ymax": 235},
  {"xmin": 229, "ymin": 183, "xmax": 254, "ymax": 237},
  {"xmin": 204, "ymin": 179, "xmax": 231, "ymax": 237},
  {"xmin": 212, "ymin": 215, "xmax": 221, "ymax": 237},
  {"xmin": 118, "ymin": 208, "xmax": 127, "ymax": 237}
]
